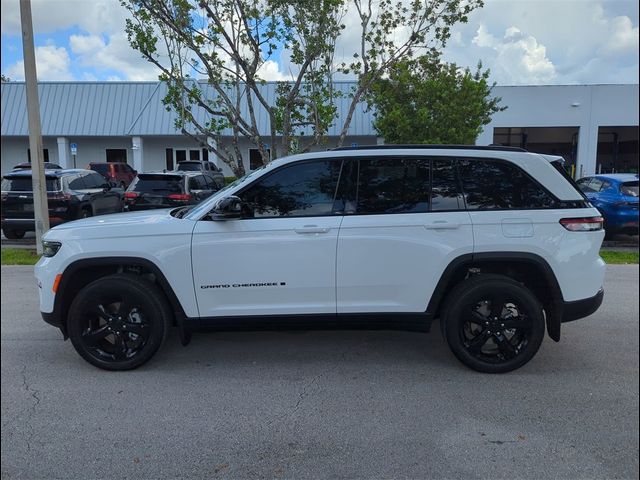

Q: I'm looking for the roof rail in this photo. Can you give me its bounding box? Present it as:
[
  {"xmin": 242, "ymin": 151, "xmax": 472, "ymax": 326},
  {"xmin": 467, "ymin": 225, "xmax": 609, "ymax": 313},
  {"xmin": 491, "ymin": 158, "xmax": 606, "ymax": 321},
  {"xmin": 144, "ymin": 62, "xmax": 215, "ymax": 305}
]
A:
[{"xmin": 331, "ymin": 144, "xmax": 528, "ymax": 153}]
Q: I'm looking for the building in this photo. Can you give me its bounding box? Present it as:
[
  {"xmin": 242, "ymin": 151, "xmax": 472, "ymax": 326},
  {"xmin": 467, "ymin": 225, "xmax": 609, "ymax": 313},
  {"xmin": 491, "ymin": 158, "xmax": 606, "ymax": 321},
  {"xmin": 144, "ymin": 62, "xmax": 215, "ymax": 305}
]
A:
[{"xmin": 1, "ymin": 81, "xmax": 638, "ymax": 177}]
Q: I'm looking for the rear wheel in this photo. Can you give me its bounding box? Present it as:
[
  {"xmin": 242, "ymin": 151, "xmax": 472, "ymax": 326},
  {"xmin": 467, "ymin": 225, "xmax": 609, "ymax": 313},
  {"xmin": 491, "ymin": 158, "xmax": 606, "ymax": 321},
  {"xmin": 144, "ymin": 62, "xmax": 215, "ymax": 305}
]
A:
[
  {"xmin": 441, "ymin": 274, "xmax": 545, "ymax": 373},
  {"xmin": 2, "ymin": 228, "xmax": 26, "ymax": 239},
  {"xmin": 67, "ymin": 274, "xmax": 172, "ymax": 370}
]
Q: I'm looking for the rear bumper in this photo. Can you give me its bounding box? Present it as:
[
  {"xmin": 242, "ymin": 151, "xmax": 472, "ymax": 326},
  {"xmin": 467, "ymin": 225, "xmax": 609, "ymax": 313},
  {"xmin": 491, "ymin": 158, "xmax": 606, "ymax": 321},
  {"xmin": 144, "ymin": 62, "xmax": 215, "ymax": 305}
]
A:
[
  {"xmin": 2, "ymin": 217, "xmax": 67, "ymax": 231},
  {"xmin": 561, "ymin": 288, "xmax": 604, "ymax": 323}
]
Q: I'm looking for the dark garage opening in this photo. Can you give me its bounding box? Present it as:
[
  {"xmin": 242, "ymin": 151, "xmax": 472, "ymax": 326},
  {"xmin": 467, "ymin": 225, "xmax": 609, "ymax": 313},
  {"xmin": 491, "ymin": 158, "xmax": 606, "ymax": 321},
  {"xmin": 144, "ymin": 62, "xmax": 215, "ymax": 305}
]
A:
[
  {"xmin": 493, "ymin": 126, "xmax": 579, "ymax": 175},
  {"xmin": 596, "ymin": 126, "xmax": 639, "ymax": 174}
]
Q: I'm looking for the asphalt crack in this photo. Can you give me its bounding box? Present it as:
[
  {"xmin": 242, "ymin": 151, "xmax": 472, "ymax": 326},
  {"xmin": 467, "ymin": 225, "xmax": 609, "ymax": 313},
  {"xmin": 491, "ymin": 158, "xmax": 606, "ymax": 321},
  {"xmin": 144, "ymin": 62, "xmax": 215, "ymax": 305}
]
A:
[{"xmin": 19, "ymin": 364, "xmax": 41, "ymax": 454}]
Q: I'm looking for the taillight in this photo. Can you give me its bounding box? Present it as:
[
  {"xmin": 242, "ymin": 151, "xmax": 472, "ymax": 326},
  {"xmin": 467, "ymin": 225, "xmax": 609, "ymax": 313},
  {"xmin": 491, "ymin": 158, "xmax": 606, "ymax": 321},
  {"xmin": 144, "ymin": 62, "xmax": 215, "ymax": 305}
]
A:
[
  {"xmin": 168, "ymin": 194, "xmax": 191, "ymax": 201},
  {"xmin": 124, "ymin": 192, "xmax": 138, "ymax": 200},
  {"xmin": 559, "ymin": 216, "xmax": 604, "ymax": 231},
  {"xmin": 47, "ymin": 192, "xmax": 71, "ymax": 201}
]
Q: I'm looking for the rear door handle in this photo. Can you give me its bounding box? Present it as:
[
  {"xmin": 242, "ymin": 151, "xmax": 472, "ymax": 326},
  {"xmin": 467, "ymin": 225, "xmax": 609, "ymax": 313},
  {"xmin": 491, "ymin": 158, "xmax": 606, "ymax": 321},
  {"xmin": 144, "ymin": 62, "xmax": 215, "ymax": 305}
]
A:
[
  {"xmin": 425, "ymin": 221, "xmax": 461, "ymax": 230},
  {"xmin": 294, "ymin": 225, "xmax": 330, "ymax": 234}
]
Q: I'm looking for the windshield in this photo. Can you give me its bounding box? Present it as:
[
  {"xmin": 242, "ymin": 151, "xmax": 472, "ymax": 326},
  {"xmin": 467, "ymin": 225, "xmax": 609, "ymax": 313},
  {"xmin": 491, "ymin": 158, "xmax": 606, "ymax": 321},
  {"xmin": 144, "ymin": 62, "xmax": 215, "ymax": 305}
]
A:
[
  {"xmin": 621, "ymin": 181, "xmax": 639, "ymax": 197},
  {"xmin": 185, "ymin": 165, "xmax": 266, "ymax": 220},
  {"xmin": 2, "ymin": 177, "xmax": 60, "ymax": 192},
  {"xmin": 176, "ymin": 162, "xmax": 201, "ymax": 171},
  {"xmin": 130, "ymin": 175, "xmax": 184, "ymax": 194}
]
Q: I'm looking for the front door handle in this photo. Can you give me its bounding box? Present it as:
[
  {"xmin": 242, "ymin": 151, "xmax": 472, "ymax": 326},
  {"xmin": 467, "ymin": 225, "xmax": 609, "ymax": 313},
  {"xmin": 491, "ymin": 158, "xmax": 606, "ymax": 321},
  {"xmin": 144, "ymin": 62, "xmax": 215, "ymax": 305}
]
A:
[
  {"xmin": 294, "ymin": 225, "xmax": 330, "ymax": 234},
  {"xmin": 425, "ymin": 221, "xmax": 461, "ymax": 230}
]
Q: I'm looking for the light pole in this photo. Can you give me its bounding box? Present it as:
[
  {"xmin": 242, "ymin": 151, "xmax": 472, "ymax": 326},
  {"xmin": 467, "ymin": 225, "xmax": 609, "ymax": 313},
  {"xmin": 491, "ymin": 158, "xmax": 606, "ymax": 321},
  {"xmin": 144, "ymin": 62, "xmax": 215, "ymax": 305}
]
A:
[{"xmin": 20, "ymin": 0, "xmax": 49, "ymax": 254}]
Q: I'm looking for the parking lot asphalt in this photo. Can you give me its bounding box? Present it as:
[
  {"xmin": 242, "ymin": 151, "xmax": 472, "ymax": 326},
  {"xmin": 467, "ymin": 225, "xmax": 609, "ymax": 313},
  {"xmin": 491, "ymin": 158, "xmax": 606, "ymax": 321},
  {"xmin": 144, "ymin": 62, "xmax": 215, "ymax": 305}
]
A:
[{"xmin": 1, "ymin": 265, "xmax": 638, "ymax": 480}]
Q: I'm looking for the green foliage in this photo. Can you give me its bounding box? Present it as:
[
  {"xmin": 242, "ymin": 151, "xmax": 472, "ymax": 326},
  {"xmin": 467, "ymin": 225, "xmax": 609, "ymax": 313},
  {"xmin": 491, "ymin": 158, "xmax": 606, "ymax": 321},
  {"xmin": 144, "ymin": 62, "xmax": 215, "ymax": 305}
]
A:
[
  {"xmin": 599, "ymin": 250, "xmax": 639, "ymax": 264},
  {"xmin": 1, "ymin": 249, "xmax": 40, "ymax": 265},
  {"xmin": 369, "ymin": 55, "xmax": 504, "ymax": 145},
  {"xmin": 121, "ymin": 0, "xmax": 485, "ymax": 175}
]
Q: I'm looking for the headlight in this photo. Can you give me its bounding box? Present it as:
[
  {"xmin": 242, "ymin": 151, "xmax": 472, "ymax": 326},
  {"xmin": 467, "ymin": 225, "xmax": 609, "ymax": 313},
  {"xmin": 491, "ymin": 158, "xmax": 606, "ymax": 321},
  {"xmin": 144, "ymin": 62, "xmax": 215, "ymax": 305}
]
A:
[{"xmin": 42, "ymin": 241, "xmax": 62, "ymax": 257}]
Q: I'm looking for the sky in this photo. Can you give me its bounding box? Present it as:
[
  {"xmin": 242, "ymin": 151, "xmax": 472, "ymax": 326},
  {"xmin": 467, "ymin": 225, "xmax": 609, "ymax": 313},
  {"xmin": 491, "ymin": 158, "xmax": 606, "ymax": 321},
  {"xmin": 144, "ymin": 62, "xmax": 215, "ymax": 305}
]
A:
[{"xmin": 1, "ymin": 0, "xmax": 638, "ymax": 85}]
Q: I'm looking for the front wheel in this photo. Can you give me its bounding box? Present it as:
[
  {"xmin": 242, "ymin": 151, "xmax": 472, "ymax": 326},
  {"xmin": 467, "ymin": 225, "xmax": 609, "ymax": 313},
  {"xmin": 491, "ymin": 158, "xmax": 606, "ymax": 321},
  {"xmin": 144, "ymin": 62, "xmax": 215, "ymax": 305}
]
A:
[
  {"xmin": 67, "ymin": 274, "xmax": 172, "ymax": 370},
  {"xmin": 441, "ymin": 274, "xmax": 545, "ymax": 373},
  {"xmin": 2, "ymin": 228, "xmax": 26, "ymax": 239}
]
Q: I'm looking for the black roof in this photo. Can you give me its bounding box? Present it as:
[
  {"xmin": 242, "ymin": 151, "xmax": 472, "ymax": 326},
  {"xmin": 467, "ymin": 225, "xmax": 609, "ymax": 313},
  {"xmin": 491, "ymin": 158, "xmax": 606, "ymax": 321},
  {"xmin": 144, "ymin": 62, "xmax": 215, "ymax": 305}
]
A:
[{"xmin": 331, "ymin": 144, "xmax": 527, "ymax": 152}]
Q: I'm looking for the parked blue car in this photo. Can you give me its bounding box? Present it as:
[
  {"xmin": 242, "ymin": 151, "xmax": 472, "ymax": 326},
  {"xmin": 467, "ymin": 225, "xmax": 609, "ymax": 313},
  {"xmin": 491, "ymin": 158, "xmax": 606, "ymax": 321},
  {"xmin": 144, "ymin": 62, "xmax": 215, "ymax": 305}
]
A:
[{"xmin": 577, "ymin": 174, "xmax": 639, "ymax": 237}]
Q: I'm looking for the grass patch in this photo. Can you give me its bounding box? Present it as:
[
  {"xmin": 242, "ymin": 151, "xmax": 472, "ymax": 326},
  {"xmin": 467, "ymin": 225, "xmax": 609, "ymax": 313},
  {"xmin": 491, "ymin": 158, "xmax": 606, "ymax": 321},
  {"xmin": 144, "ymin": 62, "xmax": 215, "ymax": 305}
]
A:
[
  {"xmin": 600, "ymin": 250, "xmax": 639, "ymax": 264},
  {"xmin": 1, "ymin": 248, "xmax": 41, "ymax": 265}
]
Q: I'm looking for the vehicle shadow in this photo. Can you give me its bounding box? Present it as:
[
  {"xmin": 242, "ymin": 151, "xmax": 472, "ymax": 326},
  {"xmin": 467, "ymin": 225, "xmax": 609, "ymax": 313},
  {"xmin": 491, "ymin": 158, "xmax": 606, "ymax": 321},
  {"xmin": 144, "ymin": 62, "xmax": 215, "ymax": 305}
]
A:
[{"xmin": 157, "ymin": 325, "xmax": 457, "ymax": 372}]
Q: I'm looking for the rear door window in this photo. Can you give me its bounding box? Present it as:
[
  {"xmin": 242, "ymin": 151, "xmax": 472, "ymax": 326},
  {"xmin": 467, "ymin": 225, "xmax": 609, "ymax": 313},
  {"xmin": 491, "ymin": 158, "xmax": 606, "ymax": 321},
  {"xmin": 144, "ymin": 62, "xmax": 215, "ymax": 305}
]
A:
[
  {"xmin": 458, "ymin": 158, "xmax": 558, "ymax": 209},
  {"xmin": 67, "ymin": 175, "xmax": 87, "ymax": 190},
  {"xmin": 355, "ymin": 157, "xmax": 430, "ymax": 214},
  {"xmin": 431, "ymin": 159, "xmax": 463, "ymax": 211},
  {"xmin": 84, "ymin": 173, "xmax": 107, "ymax": 189}
]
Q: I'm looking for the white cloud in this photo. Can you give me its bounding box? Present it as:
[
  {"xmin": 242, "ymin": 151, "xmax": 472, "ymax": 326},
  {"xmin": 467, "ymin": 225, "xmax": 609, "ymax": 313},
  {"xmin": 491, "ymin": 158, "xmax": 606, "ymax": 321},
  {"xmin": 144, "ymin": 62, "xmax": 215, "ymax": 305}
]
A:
[
  {"xmin": 1, "ymin": 0, "xmax": 128, "ymax": 36},
  {"xmin": 257, "ymin": 60, "xmax": 290, "ymax": 82},
  {"xmin": 601, "ymin": 15, "xmax": 639, "ymax": 56},
  {"xmin": 443, "ymin": 0, "xmax": 639, "ymax": 85},
  {"xmin": 69, "ymin": 33, "xmax": 160, "ymax": 81},
  {"xmin": 6, "ymin": 44, "xmax": 73, "ymax": 80},
  {"xmin": 471, "ymin": 25, "xmax": 556, "ymax": 84}
]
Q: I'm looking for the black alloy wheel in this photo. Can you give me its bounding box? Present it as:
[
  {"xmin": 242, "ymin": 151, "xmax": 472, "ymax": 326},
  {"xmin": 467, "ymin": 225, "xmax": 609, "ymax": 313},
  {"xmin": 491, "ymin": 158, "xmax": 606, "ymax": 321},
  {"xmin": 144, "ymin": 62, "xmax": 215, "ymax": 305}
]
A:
[
  {"xmin": 2, "ymin": 228, "xmax": 26, "ymax": 239},
  {"xmin": 67, "ymin": 274, "xmax": 172, "ymax": 370},
  {"xmin": 442, "ymin": 274, "xmax": 545, "ymax": 373}
]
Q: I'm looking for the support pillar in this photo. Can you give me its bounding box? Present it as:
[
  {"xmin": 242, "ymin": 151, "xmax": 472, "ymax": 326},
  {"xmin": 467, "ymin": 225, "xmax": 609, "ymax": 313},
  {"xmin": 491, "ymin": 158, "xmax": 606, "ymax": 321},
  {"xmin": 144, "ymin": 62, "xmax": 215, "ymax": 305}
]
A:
[
  {"xmin": 207, "ymin": 137, "xmax": 219, "ymax": 169},
  {"xmin": 132, "ymin": 136, "xmax": 144, "ymax": 172},
  {"xmin": 56, "ymin": 137, "xmax": 69, "ymax": 168},
  {"xmin": 576, "ymin": 124, "xmax": 599, "ymax": 178}
]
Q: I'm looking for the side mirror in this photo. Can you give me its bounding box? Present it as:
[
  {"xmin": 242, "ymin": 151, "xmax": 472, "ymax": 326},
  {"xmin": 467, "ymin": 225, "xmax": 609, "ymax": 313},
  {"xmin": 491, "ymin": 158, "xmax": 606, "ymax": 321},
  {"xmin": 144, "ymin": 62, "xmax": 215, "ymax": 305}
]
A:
[{"xmin": 211, "ymin": 195, "xmax": 242, "ymax": 220}]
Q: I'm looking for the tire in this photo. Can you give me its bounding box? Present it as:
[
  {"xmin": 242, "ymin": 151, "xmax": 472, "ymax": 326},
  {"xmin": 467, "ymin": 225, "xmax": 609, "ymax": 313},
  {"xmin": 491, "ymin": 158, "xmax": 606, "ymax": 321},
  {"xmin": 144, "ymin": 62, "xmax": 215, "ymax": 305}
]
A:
[
  {"xmin": 80, "ymin": 207, "xmax": 92, "ymax": 219},
  {"xmin": 441, "ymin": 274, "xmax": 545, "ymax": 373},
  {"xmin": 67, "ymin": 274, "xmax": 172, "ymax": 371},
  {"xmin": 2, "ymin": 228, "xmax": 26, "ymax": 239}
]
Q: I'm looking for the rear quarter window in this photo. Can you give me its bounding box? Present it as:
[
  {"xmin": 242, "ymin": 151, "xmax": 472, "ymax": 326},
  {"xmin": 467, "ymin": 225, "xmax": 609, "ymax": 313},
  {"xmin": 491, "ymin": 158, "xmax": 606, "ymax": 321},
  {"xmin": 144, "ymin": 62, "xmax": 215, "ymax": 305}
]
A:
[
  {"xmin": 459, "ymin": 158, "xmax": 558, "ymax": 209},
  {"xmin": 621, "ymin": 181, "xmax": 639, "ymax": 197}
]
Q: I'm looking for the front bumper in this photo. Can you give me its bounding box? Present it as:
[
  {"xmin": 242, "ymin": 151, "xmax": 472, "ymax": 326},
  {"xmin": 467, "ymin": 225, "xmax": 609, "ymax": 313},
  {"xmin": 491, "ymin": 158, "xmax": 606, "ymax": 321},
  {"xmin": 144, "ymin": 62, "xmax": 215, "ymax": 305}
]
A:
[{"xmin": 561, "ymin": 288, "xmax": 604, "ymax": 323}]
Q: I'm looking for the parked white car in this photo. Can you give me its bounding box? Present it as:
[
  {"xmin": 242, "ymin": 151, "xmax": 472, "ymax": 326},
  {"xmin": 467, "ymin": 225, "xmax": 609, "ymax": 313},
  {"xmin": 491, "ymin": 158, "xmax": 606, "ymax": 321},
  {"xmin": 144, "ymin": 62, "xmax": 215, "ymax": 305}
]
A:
[{"xmin": 35, "ymin": 145, "xmax": 605, "ymax": 372}]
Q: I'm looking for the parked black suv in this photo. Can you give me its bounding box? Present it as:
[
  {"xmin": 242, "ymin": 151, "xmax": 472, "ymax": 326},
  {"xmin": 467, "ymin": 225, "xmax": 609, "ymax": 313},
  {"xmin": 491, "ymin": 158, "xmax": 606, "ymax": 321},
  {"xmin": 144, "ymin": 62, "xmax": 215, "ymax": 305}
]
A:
[
  {"xmin": 1, "ymin": 169, "xmax": 124, "ymax": 239},
  {"xmin": 124, "ymin": 171, "xmax": 219, "ymax": 211},
  {"xmin": 175, "ymin": 161, "xmax": 225, "ymax": 189}
]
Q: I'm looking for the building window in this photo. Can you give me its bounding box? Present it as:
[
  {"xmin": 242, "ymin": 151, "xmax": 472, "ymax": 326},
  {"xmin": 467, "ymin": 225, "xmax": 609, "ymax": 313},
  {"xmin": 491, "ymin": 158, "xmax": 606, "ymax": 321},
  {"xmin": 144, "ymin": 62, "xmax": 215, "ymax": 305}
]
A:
[
  {"xmin": 106, "ymin": 149, "xmax": 127, "ymax": 163},
  {"xmin": 249, "ymin": 148, "xmax": 270, "ymax": 171},
  {"xmin": 27, "ymin": 148, "xmax": 50, "ymax": 163},
  {"xmin": 174, "ymin": 149, "xmax": 201, "ymax": 163}
]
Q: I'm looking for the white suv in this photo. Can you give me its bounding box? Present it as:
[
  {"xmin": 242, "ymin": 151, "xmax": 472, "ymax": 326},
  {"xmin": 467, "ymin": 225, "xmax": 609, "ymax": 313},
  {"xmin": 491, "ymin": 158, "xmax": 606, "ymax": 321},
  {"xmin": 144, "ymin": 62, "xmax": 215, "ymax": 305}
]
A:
[{"xmin": 35, "ymin": 146, "xmax": 606, "ymax": 373}]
